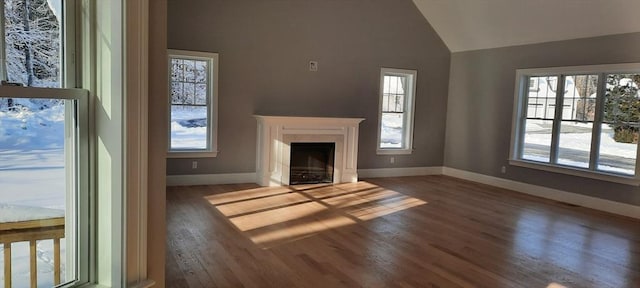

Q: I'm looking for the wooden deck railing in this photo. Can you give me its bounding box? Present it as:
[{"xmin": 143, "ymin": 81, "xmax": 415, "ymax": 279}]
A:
[{"xmin": 0, "ymin": 217, "xmax": 65, "ymax": 288}]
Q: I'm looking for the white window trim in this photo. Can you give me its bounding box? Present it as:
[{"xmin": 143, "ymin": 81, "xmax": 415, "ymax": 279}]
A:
[
  {"xmin": 63, "ymin": 0, "xmax": 77, "ymax": 89},
  {"xmin": 0, "ymin": 1, "xmax": 90, "ymax": 286},
  {"xmin": 377, "ymin": 67, "xmax": 417, "ymax": 155},
  {"xmin": 167, "ymin": 49, "xmax": 219, "ymax": 158},
  {"xmin": 0, "ymin": 85, "xmax": 91, "ymax": 286},
  {"xmin": 509, "ymin": 63, "xmax": 640, "ymax": 185}
]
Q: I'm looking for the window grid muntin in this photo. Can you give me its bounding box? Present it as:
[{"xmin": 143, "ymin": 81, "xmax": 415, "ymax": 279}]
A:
[
  {"xmin": 378, "ymin": 68, "xmax": 416, "ymax": 153},
  {"xmin": 0, "ymin": 85, "xmax": 90, "ymax": 287},
  {"xmin": 555, "ymin": 75, "xmax": 599, "ymax": 168},
  {"xmin": 170, "ymin": 58, "xmax": 209, "ymax": 106},
  {"xmin": 381, "ymin": 75, "xmax": 405, "ymax": 113},
  {"xmin": 516, "ymin": 69, "xmax": 640, "ymax": 177},
  {"xmin": 168, "ymin": 50, "xmax": 218, "ymax": 154},
  {"xmin": 525, "ymin": 76, "xmax": 558, "ymax": 120}
]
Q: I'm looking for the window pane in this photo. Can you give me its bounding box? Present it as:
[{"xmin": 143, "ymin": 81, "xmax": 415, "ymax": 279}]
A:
[
  {"xmin": 380, "ymin": 112, "xmax": 403, "ymax": 148},
  {"xmin": 0, "ymin": 96, "xmax": 76, "ymax": 287},
  {"xmin": 183, "ymin": 60, "xmax": 196, "ymax": 82},
  {"xmin": 557, "ymin": 122, "xmax": 592, "ymax": 168},
  {"xmin": 598, "ymin": 124, "xmax": 636, "ymax": 175},
  {"xmin": 526, "ymin": 76, "xmax": 557, "ymax": 119},
  {"xmin": 3, "ymin": 0, "xmax": 62, "ymax": 87},
  {"xmin": 170, "ymin": 82, "xmax": 185, "ymax": 104},
  {"xmin": 195, "ymin": 84, "xmax": 207, "ymax": 105},
  {"xmin": 562, "ymin": 75, "xmax": 598, "ymax": 121},
  {"xmin": 599, "ymin": 73, "xmax": 640, "ymax": 175},
  {"xmin": 556, "ymin": 75, "xmax": 598, "ymax": 168},
  {"xmin": 170, "ymin": 105, "xmax": 208, "ymax": 149},
  {"xmin": 194, "ymin": 60, "xmax": 207, "ymax": 83},
  {"xmin": 183, "ymin": 82, "xmax": 195, "ymax": 103},
  {"xmin": 170, "ymin": 59, "xmax": 183, "ymax": 81},
  {"xmin": 522, "ymin": 119, "xmax": 553, "ymax": 162},
  {"xmin": 382, "ymin": 75, "xmax": 405, "ymax": 113},
  {"xmin": 170, "ymin": 55, "xmax": 213, "ymax": 152},
  {"xmin": 383, "ymin": 76, "xmax": 405, "ymax": 94}
]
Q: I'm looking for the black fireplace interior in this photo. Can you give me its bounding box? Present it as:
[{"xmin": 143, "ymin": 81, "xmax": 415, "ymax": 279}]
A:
[{"xmin": 289, "ymin": 142, "xmax": 335, "ymax": 185}]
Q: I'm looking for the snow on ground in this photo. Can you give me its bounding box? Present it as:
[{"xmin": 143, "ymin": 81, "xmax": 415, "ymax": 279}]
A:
[
  {"xmin": 0, "ymin": 149, "xmax": 65, "ymax": 209},
  {"xmin": 525, "ymin": 121, "xmax": 637, "ymax": 159},
  {"xmin": 0, "ymin": 204, "xmax": 64, "ymax": 223},
  {"xmin": 170, "ymin": 106, "xmax": 207, "ymax": 149},
  {"xmin": 169, "ymin": 106, "xmax": 406, "ymax": 149},
  {"xmin": 523, "ymin": 154, "xmax": 633, "ymax": 175},
  {"xmin": 380, "ymin": 113, "xmax": 403, "ymax": 148},
  {"xmin": 523, "ymin": 120, "xmax": 637, "ymax": 174},
  {"xmin": 0, "ymin": 99, "xmax": 67, "ymax": 287}
]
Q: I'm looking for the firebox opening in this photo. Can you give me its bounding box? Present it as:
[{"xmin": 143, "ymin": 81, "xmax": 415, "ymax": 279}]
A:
[{"xmin": 289, "ymin": 142, "xmax": 335, "ymax": 185}]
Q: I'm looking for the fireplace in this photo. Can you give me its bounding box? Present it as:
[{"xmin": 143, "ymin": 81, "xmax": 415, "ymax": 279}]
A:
[
  {"xmin": 255, "ymin": 115, "xmax": 364, "ymax": 186},
  {"xmin": 289, "ymin": 142, "xmax": 335, "ymax": 185}
]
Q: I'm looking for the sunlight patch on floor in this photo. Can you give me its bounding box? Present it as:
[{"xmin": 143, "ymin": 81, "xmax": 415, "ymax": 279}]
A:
[
  {"xmin": 204, "ymin": 186, "xmax": 293, "ymax": 205},
  {"xmin": 205, "ymin": 181, "xmax": 427, "ymax": 248}
]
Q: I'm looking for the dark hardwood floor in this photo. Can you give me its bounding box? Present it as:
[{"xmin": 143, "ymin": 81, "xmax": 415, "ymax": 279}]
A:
[{"xmin": 166, "ymin": 175, "xmax": 640, "ymax": 288}]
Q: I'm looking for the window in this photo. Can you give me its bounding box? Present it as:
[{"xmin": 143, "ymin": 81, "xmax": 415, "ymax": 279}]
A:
[
  {"xmin": 377, "ymin": 68, "xmax": 416, "ymax": 154},
  {"xmin": 510, "ymin": 64, "xmax": 640, "ymax": 184},
  {"xmin": 168, "ymin": 49, "xmax": 219, "ymax": 157},
  {"xmin": 0, "ymin": 1, "xmax": 89, "ymax": 287}
]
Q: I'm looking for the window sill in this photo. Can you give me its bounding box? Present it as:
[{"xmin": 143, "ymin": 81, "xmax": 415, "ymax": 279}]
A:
[
  {"xmin": 167, "ymin": 151, "xmax": 218, "ymax": 158},
  {"xmin": 376, "ymin": 148, "xmax": 413, "ymax": 155},
  {"xmin": 509, "ymin": 159, "xmax": 640, "ymax": 186}
]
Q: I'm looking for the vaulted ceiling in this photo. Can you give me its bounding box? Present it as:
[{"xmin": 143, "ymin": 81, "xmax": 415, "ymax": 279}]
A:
[{"xmin": 412, "ymin": 0, "xmax": 640, "ymax": 52}]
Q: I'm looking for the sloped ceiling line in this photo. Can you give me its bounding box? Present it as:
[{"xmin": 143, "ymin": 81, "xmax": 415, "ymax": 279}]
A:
[{"xmin": 412, "ymin": 0, "xmax": 640, "ymax": 52}]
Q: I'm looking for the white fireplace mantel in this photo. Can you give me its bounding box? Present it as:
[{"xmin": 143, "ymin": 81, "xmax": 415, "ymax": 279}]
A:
[{"xmin": 255, "ymin": 115, "xmax": 365, "ymax": 186}]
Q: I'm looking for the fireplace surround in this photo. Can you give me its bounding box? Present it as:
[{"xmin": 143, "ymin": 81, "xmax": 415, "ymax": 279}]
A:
[{"xmin": 255, "ymin": 115, "xmax": 364, "ymax": 186}]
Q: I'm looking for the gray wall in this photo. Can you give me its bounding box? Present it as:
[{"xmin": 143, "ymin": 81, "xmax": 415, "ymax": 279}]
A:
[
  {"xmin": 167, "ymin": 0, "xmax": 450, "ymax": 175},
  {"xmin": 445, "ymin": 32, "xmax": 640, "ymax": 206}
]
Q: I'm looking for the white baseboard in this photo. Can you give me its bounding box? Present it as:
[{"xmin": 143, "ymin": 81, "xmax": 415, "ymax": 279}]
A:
[
  {"xmin": 442, "ymin": 167, "xmax": 640, "ymax": 220},
  {"xmin": 166, "ymin": 167, "xmax": 638, "ymax": 219},
  {"xmin": 358, "ymin": 166, "xmax": 443, "ymax": 178},
  {"xmin": 166, "ymin": 172, "xmax": 256, "ymax": 186}
]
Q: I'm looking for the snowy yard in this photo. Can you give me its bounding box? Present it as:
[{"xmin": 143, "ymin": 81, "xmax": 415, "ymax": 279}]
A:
[
  {"xmin": 170, "ymin": 106, "xmax": 208, "ymax": 149},
  {"xmin": 523, "ymin": 120, "xmax": 636, "ymax": 175},
  {"xmin": 380, "ymin": 113, "xmax": 403, "ymax": 148},
  {"xmin": 0, "ymin": 99, "xmax": 67, "ymax": 287},
  {"xmin": 0, "ymin": 102, "xmax": 212, "ymax": 287}
]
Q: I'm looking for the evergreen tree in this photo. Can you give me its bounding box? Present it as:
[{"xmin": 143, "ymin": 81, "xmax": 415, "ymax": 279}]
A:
[{"xmin": 603, "ymin": 74, "xmax": 640, "ymax": 143}]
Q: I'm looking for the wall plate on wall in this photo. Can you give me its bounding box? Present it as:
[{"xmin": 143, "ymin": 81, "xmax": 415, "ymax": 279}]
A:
[{"xmin": 309, "ymin": 61, "xmax": 318, "ymax": 72}]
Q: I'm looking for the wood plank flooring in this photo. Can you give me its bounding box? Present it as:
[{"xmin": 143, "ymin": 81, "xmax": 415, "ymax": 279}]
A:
[{"xmin": 166, "ymin": 175, "xmax": 640, "ymax": 288}]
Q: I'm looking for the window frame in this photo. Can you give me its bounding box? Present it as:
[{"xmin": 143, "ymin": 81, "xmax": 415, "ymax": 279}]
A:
[
  {"xmin": 377, "ymin": 67, "xmax": 417, "ymax": 155},
  {"xmin": 509, "ymin": 63, "xmax": 640, "ymax": 185},
  {"xmin": 0, "ymin": 85, "xmax": 90, "ymax": 287},
  {"xmin": 167, "ymin": 49, "xmax": 219, "ymax": 158},
  {"xmin": 0, "ymin": 1, "xmax": 91, "ymax": 286}
]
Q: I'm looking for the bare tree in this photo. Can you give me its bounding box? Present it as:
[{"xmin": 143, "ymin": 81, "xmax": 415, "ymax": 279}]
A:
[
  {"xmin": 4, "ymin": 0, "xmax": 60, "ymax": 88},
  {"xmin": 1, "ymin": 0, "xmax": 60, "ymax": 110}
]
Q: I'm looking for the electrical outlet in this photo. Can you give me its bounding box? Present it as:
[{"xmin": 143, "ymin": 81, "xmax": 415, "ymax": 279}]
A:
[
  {"xmin": 501, "ymin": 166, "xmax": 506, "ymax": 174},
  {"xmin": 192, "ymin": 161, "xmax": 198, "ymax": 169},
  {"xmin": 390, "ymin": 157, "xmax": 395, "ymax": 164},
  {"xmin": 309, "ymin": 61, "xmax": 318, "ymax": 72}
]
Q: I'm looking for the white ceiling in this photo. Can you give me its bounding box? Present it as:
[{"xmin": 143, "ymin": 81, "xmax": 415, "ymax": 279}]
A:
[{"xmin": 412, "ymin": 0, "xmax": 640, "ymax": 52}]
